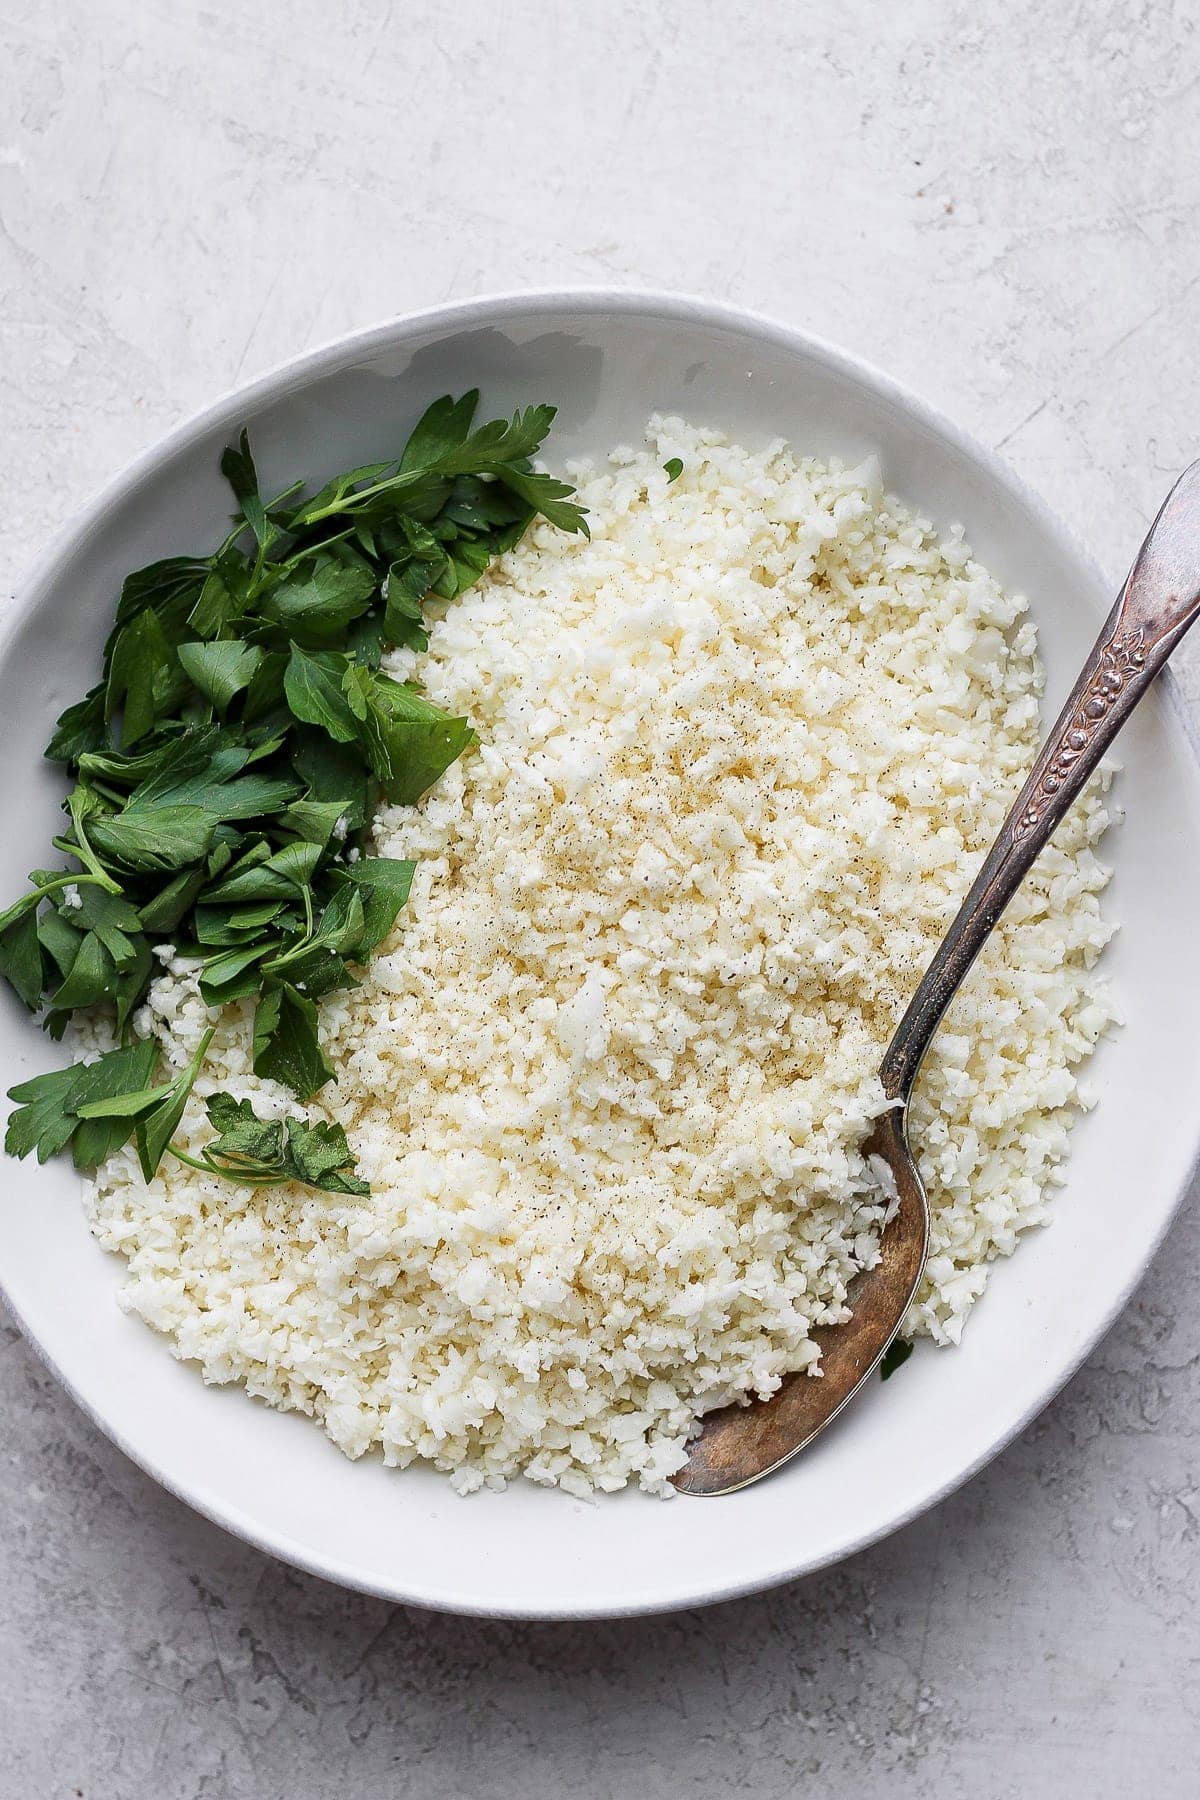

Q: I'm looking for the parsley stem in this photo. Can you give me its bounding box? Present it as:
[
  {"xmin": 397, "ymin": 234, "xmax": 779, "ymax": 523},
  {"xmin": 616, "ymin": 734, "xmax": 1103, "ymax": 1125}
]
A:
[
  {"xmin": 166, "ymin": 1143, "xmax": 285, "ymax": 1187},
  {"xmin": 165, "ymin": 1144, "xmax": 275, "ymax": 1188},
  {"xmin": 166, "ymin": 1144, "xmax": 217, "ymax": 1175},
  {"xmin": 51, "ymin": 832, "xmax": 123, "ymax": 895},
  {"xmin": 300, "ymin": 468, "xmax": 418, "ymax": 528},
  {"xmin": 35, "ymin": 873, "xmax": 115, "ymax": 901}
]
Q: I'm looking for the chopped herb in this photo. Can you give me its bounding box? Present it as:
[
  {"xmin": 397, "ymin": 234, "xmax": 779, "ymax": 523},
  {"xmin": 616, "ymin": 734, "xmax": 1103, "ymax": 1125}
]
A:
[
  {"xmin": 663, "ymin": 458, "xmax": 684, "ymax": 482},
  {"xmin": 251, "ymin": 982, "xmax": 335, "ymax": 1100},
  {"xmin": 6, "ymin": 1038, "xmax": 159, "ymax": 1168},
  {"xmin": 880, "ymin": 1338, "xmax": 914, "ymax": 1381},
  {"xmin": 2, "ymin": 394, "xmax": 587, "ymax": 1191},
  {"xmin": 171, "ymin": 1093, "xmax": 369, "ymax": 1196}
]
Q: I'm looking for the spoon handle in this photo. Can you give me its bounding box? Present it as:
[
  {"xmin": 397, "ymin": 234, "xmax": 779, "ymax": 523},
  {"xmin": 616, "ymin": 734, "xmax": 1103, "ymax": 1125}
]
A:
[{"xmin": 882, "ymin": 460, "xmax": 1200, "ymax": 1104}]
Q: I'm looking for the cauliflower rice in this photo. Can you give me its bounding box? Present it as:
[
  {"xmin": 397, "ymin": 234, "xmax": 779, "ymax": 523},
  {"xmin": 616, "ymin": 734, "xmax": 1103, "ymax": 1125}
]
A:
[{"xmin": 83, "ymin": 420, "xmax": 1117, "ymax": 1497}]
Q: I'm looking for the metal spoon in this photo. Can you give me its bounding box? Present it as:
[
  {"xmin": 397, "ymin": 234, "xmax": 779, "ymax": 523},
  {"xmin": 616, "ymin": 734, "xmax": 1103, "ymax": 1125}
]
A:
[{"xmin": 673, "ymin": 460, "xmax": 1200, "ymax": 1497}]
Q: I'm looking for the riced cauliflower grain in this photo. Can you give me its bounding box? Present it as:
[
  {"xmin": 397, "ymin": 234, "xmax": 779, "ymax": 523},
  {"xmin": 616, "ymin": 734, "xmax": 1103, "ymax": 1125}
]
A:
[{"xmin": 81, "ymin": 420, "xmax": 1116, "ymax": 1496}]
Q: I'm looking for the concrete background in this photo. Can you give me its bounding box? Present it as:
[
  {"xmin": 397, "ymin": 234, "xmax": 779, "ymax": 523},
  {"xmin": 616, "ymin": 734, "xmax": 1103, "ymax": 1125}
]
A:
[{"xmin": 3, "ymin": 1, "xmax": 1199, "ymax": 1794}]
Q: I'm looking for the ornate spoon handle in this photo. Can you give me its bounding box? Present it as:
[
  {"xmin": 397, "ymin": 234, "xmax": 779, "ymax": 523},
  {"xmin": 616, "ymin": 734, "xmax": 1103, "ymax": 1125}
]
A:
[{"xmin": 881, "ymin": 461, "xmax": 1200, "ymax": 1105}]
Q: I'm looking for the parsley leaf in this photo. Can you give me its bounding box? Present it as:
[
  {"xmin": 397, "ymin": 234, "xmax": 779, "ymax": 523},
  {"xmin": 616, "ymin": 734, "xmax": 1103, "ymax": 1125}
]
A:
[
  {"xmin": 282, "ymin": 1115, "xmax": 370, "ymax": 1195},
  {"xmin": 6, "ymin": 1061, "xmax": 81, "ymax": 1162},
  {"xmin": 258, "ymin": 556, "xmax": 378, "ymax": 647},
  {"xmin": 44, "ymin": 685, "xmax": 107, "ymax": 763},
  {"xmin": 176, "ymin": 640, "xmax": 264, "ymax": 712},
  {"xmin": 252, "ymin": 983, "xmax": 334, "ymax": 1099},
  {"xmin": 128, "ymin": 1028, "xmax": 215, "ymax": 1181},
  {"xmin": 339, "ymin": 664, "xmax": 476, "ymax": 802},
  {"xmin": 283, "ymin": 646, "xmax": 360, "ymax": 742},
  {"xmin": 220, "ymin": 429, "xmax": 274, "ymax": 556},
  {"xmin": 113, "ymin": 557, "xmax": 211, "ymax": 631},
  {"xmin": 66, "ymin": 1039, "xmax": 162, "ymax": 1168},
  {"xmin": 87, "ymin": 805, "xmax": 219, "ymax": 872},
  {"xmin": 104, "ymin": 608, "xmax": 188, "ymax": 748},
  {"xmin": 6, "ymin": 1039, "xmax": 159, "ymax": 1166},
  {"xmin": 203, "ymin": 1091, "xmax": 284, "ymax": 1164},
  {"xmin": 0, "ymin": 908, "xmax": 43, "ymax": 1011},
  {"xmin": 334, "ymin": 857, "xmax": 416, "ymax": 956},
  {"xmin": 192, "ymin": 1093, "xmax": 368, "ymax": 1195},
  {"xmin": 187, "ymin": 548, "xmax": 255, "ymax": 638},
  {"xmin": 397, "ymin": 389, "xmax": 480, "ymax": 471},
  {"xmin": 880, "ymin": 1338, "xmax": 914, "ymax": 1381}
]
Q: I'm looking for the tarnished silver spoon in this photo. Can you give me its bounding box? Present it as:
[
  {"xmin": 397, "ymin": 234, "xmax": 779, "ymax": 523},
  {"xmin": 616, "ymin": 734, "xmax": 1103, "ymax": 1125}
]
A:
[{"xmin": 674, "ymin": 460, "xmax": 1200, "ymax": 1496}]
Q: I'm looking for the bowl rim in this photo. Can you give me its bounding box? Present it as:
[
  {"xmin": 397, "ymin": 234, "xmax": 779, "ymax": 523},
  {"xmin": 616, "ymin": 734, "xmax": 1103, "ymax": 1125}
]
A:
[{"xmin": 3, "ymin": 285, "xmax": 1199, "ymax": 1619}]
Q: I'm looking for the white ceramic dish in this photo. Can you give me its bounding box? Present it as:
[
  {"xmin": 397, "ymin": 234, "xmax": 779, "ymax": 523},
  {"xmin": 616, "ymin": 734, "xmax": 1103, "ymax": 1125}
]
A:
[{"xmin": 2, "ymin": 291, "xmax": 1199, "ymax": 1620}]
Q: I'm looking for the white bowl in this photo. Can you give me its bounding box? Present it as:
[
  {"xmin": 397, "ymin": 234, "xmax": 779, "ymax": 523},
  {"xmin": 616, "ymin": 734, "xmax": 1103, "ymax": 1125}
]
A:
[{"xmin": 3, "ymin": 291, "xmax": 1199, "ymax": 1619}]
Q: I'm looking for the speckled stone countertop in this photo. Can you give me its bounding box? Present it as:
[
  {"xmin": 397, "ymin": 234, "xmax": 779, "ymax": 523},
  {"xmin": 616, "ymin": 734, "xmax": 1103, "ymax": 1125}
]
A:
[{"xmin": 3, "ymin": 3, "xmax": 1200, "ymax": 1794}]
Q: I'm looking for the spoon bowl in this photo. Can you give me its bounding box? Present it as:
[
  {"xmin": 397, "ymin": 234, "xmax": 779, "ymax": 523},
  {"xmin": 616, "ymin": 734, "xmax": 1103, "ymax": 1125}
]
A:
[{"xmin": 672, "ymin": 1105, "xmax": 929, "ymax": 1494}]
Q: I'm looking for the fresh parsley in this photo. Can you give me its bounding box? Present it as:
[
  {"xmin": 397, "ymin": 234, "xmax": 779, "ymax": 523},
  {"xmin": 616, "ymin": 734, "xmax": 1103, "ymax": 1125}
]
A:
[
  {"xmin": 663, "ymin": 458, "xmax": 684, "ymax": 482},
  {"xmin": 879, "ymin": 1338, "xmax": 914, "ymax": 1381},
  {"xmin": 172, "ymin": 1094, "xmax": 369, "ymax": 1196},
  {"xmin": 3, "ymin": 393, "xmax": 586, "ymax": 1192}
]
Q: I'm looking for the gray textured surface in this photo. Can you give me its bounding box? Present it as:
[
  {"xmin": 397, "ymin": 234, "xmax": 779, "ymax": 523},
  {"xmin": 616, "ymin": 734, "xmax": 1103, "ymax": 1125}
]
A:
[{"xmin": 2, "ymin": 2, "xmax": 1199, "ymax": 1794}]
